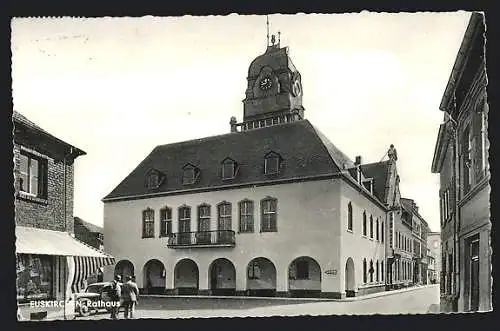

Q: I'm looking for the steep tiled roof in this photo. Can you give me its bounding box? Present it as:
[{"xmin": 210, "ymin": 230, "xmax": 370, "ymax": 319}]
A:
[
  {"xmin": 13, "ymin": 110, "xmax": 86, "ymax": 157},
  {"xmin": 74, "ymin": 217, "xmax": 103, "ymax": 233},
  {"xmin": 360, "ymin": 161, "xmax": 392, "ymax": 203},
  {"xmin": 103, "ymin": 120, "xmax": 353, "ymax": 201}
]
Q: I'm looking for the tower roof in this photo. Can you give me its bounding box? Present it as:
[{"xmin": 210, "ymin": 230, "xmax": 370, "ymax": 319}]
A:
[{"xmin": 247, "ymin": 46, "xmax": 298, "ymax": 79}]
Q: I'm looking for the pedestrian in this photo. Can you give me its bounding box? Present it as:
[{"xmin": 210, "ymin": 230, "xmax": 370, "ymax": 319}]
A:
[
  {"xmin": 121, "ymin": 275, "xmax": 139, "ymax": 319},
  {"xmin": 110, "ymin": 274, "xmax": 122, "ymax": 320}
]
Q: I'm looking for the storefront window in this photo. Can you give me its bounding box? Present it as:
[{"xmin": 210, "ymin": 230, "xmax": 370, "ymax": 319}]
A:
[{"xmin": 16, "ymin": 254, "xmax": 53, "ymax": 302}]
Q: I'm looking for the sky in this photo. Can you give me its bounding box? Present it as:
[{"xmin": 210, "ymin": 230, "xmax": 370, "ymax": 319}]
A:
[{"xmin": 11, "ymin": 12, "xmax": 472, "ymax": 232}]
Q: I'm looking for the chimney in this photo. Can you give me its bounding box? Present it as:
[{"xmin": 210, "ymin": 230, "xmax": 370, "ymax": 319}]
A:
[
  {"xmin": 230, "ymin": 116, "xmax": 237, "ymax": 133},
  {"xmin": 354, "ymin": 156, "xmax": 362, "ymax": 166}
]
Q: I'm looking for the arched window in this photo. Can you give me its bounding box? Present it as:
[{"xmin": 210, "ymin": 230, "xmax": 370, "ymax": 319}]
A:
[
  {"xmin": 376, "ymin": 218, "xmax": 379, "ymax": 241},
  {"xmin": 178, "ymin": 206, "xmax": 192, "ymax": 244},
  {"xmin": 239, "ymin": 199, "xmax": 254, "ymax": 233},
  {"xmin": 347, "ymin": 202, "xmax": 353, "ymax": 231},
  {"xmin": 159, "ymin": 207, "xmax": 172, "ymax": 237},
  {"xmin": 261, "ymin": 197, "xmax": 277, "ymax": 232},
  {"xmin": 363, "ymin": 258, "xmax": 367, "ymax": 283},
  {"xmin": 381, "ymin": 261, "xmax": 384, "ymax": 282},
  {"xmin": 217, "ymin": 202, "xmax": 232, "ymax": 231},
  {"xmin": 381, "ymin": 222, "xmax": 384, "ymax": 243},
  {"xmin": 369, "ymin": 260, "xmax": 374, "ymax": 282},
  {"xmin": 363, "ymin": 211, "xmax": 367, "ymax": 236},
  {"xmin": 142, "ymin": 208, "xmax": 155, "ymax": 238},
  {"xmin": 370, "ymin": 215, "xmax": 374, "ymax": 239}
]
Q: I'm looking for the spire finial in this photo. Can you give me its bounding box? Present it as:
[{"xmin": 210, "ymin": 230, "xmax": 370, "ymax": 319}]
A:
[{"xmin": 266, "ymin": 15, "xmax": 270, "ymax": 46}]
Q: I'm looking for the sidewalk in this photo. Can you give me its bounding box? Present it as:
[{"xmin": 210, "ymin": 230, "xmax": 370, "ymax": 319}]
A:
[{"xmin": 139, "ymin": 284, "xmax": 439, "ymax": 303}]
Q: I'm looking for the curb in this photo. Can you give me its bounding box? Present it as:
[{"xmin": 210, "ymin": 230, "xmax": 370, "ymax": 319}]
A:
[
  {"xmin": 138, "ymin": 284, "xmax": 438, "ymax": 303},
  {"xmin": 340, "ymin": 284, "xmax": 438, "ymax": 302}
]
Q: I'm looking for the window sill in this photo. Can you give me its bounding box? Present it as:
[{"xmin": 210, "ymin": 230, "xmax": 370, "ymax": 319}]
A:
[
  {"xmin": 347, "ymin": 229, "xmax": 353, "ymax": 233},
  {"xmin": 260, "ymin": 230, "xmax": 277, "ymax": 233},
  {"xmin": 142, "ymin": 236, "xmax": 155, "ymax": 239},
  {"xmin": 16, "ymin": 192, "xmax": 48, "ymax": 205},
  {"xmin": 238, "ymin": 230, "xmax": 254, "ymax": 234}
]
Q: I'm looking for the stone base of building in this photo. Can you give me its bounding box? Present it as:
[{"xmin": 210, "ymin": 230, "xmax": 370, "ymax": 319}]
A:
[
  {"xmin": 288, "ymin": 289, "xmax": 322, "ymax": 298},
  {"xmin": 245, "ymin": 289, "xmax": 277, "ymax": 297},
  {"xmin": 210, "ymin": 288, "xmax": 237, "ymax": 296},
  {"xmin": 440, "ymin": 294, "xmax": 458, "ymax": 313},
  {"xmin": 138, "ymin": 289, "xmax": 347, "ymax": 299}
]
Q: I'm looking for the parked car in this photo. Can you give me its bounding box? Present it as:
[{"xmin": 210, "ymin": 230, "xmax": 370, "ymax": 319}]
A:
[{"xmin": 74, "ymin": 282, "xmax": 123, "ymax": 317}]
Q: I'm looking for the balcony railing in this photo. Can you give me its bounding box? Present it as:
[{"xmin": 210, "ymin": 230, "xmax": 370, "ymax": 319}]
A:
[{"xmin": 167, "ymin": 230, "xmax": 236, "ymax": 248}]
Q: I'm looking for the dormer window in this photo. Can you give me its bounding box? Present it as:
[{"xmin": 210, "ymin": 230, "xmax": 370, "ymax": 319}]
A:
[
  {"xmin": 221, "ymin": 158, "xmax": 237, "ymax": 180},
  {"xmin": 362, "ymin": 178, "xmax": 374, "ymax": 194},
  {"xmin": 264, "ymin": 151, "xmax": 282, "ymax": 175},
  {"xmin": 145, "ymin": 169, "xmax": 164, "ymax": 189},
  {"xmin": 182, "ymin": 163, "xmax": 199, "ymax": 185}
]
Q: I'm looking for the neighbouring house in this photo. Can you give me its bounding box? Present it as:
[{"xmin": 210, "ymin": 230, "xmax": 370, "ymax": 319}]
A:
[
  {"xmin": 14, "ymin": 111, "xmax": 115, "ymax": 321},
  {"xmin": 431, "ymin": 12, "xmax": 490, "ymax": 312}
]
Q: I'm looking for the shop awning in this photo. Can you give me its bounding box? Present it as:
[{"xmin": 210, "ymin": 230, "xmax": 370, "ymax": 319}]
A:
[{"xmin": 16, "ymin": 226, "xmax": 115, "ymax": 293}]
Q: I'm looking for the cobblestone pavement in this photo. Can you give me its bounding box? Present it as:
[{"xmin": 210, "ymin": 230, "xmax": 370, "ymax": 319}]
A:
[{"xmin": 78, "ymin": 284, "xmax": 440, "ymax": 320}]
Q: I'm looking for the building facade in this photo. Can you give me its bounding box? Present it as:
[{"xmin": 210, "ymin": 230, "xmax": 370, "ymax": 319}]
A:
[
  {"xmin": 427, "ymin": 232, "xmax": 441, "ymax": 285},
  {"xmin": 103, "ymin": 39, "xmax": 389, "ymax": 298},
  {"xmin": 431, "ymin": 12, "xmax": 491, "ymax": 312},
  {"xmin": 14, "ymin": 111, "xmax": 114, "ymax": 320},
  {"xmin": 360, "ymin": 152, "xmax": 419, "ymax": 290},
  {"xmin": 401, "ymin": 198, "xmax": 429, "ymax": 286}
]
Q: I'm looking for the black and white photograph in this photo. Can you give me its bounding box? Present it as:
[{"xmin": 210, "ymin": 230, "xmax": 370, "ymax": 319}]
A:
[{"xmin": 11, "ymin": 12, "xmax": 491, "ymax": 321}]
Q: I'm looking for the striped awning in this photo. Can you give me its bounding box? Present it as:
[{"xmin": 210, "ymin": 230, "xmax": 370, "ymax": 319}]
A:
[
  {"xmin": 15, "ymin": 226, "xmax": 115, "ymax": 293},
  {"xmin": 71, "ymin": 256, "xmax": 115, "ymax": 293}
]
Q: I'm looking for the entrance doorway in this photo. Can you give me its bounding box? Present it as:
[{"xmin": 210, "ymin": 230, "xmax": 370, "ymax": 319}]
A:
[
  {"xmin": 469, "ymin": 238, "xmax": 480, "ymax": 311},
  {"xmin": 209, "ymin": 258, "xmax": 236, "ymax": 296},
  {"xmin": 345, "ymin": 258, "xmax": 355, "ymax": 297}
]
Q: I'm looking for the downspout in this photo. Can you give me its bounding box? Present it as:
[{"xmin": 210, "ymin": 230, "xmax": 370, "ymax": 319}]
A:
[
  {"xmin": 445, "ymin": 109, "xmax": 460, "ymax": 309},
  {"xmin": 63, "ymin": 146, "xmax": 74, "ymax": 320}
]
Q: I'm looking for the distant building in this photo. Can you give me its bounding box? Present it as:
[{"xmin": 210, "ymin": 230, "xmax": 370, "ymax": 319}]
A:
[
  {"xmin": 74, "ymin": 217, "xmax": 105, "ymax": 283},
  {"xmin": 427, "ymin": 249, "xmax": 436, "ymax": 284},
  {"xmin": 431, "ymin": 12, "xmax": 490, "ymax": 312},
  {"xmin": 103, "ymin": 38, "xmax": 388, "ymax": 298},
  {"xmin": 74, "ymin": 217, "xmax": 104, "ymax": 251},
  {"xmin": 360, "ymin": 156, "xmax": 414, "ymax": 290},
  {"xmin": 401, "ymin": 198, "xmax": 429, "ymax": 285},
  {"xmin": 427, "ymin": 232, "xmax": 441, "ymax": 285},
  {"xmin": 13, "ymin": 111, "xmax": 115, "ymax": 320}
]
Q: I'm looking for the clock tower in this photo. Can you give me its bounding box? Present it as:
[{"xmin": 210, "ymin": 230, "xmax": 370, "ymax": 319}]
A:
[{"xmin": 240, "ymin": 37, "xmax": 305, "ymax": 131}]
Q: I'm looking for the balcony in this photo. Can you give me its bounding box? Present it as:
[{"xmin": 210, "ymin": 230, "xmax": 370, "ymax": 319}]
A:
[{"xmin": 167, "ymin": 230, "xmax": 236, "ymax": 248}]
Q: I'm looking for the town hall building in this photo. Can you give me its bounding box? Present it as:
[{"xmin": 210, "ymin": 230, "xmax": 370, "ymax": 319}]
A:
[{"xmin": 102, "ymin": 37, "xmax": 388, "ymax": 298}]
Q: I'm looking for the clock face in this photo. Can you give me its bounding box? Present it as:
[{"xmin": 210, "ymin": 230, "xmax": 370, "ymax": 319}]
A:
[
  {"xmin": 292, "ymin": 78, "xmax": 302, "ymax": 97},
  {"xmin": 259, "ymin": 76, "xmax": 273, "ymax": 91}
]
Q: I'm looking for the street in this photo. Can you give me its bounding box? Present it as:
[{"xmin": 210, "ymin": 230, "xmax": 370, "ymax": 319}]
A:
[{"xmin": 79, "ymin": 284, "xmax": 440, "ymax": 320}]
